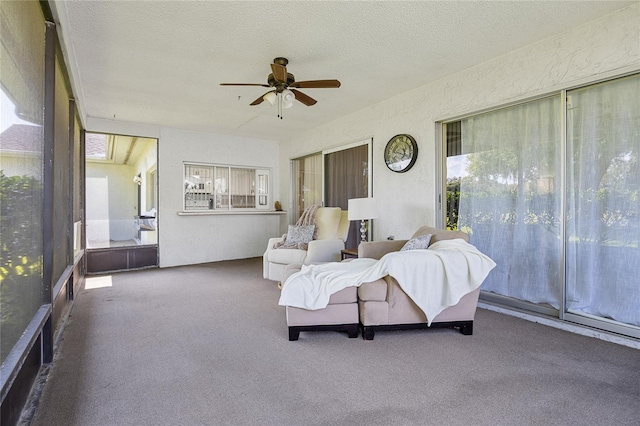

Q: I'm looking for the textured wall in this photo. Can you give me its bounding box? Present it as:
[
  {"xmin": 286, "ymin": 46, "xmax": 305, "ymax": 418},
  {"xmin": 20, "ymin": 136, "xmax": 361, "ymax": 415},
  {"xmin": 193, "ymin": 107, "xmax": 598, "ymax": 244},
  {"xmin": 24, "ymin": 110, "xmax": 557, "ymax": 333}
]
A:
[
  {"xmin": 157, "ymin": 127, "xmax": 281, "ymax": 267},
  {"xmin": 279, "ymin": 4, "xmax": 640, "ymax": 241},
  {"xmin": 84, "ymin": 119, "xmax": 282, "ymax": 267}
]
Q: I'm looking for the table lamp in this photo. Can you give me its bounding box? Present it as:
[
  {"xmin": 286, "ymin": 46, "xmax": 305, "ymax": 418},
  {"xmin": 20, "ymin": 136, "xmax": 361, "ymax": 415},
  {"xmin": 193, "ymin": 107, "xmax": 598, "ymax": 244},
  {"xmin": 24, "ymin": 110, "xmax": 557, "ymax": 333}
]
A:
[{"xmin": 348, "ymin": 197, "xmax": 378, "ymax": 244}]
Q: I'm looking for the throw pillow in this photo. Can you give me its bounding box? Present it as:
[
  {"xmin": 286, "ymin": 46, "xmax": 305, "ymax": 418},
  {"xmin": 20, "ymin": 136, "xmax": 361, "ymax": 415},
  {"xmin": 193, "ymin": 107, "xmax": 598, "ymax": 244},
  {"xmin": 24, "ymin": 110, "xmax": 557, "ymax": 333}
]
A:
[
  {"xmin": 286, "ymin": 225, "xmax": 315, "ymax": 245},
  {"xmin": 400, "ymin": 234, "xmax": 432, "ymax": 251}
]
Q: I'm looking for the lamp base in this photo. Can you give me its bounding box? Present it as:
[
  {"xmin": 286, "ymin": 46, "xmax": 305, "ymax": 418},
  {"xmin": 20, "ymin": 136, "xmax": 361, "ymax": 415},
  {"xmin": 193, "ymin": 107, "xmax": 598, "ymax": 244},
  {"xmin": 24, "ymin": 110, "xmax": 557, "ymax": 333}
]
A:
[{"xmin": 360, "ymin": 219, "xmax": 367, "ymax": 244}]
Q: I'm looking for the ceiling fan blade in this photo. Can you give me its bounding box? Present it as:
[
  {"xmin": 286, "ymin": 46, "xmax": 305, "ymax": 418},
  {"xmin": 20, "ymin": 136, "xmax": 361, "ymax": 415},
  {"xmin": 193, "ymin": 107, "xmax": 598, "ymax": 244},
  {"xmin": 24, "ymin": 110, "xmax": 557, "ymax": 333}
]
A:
[
  {"xmin": 291, "ymin": 79, "xmax": 341, "ymax": 89},
  {"xmin": 250, "ymin": 94, "xmax": 267, "ymax": 106},
  {"xmin": 271, "ymin": 63, "xmax": 287, "ymax": 83},
  {"xmin": 291, "ymin": 89, "xmax": 317, "ymax": 106},
  {"xmin": 220, "ymin": 83, "xmax": 270, "ymax": 87}
]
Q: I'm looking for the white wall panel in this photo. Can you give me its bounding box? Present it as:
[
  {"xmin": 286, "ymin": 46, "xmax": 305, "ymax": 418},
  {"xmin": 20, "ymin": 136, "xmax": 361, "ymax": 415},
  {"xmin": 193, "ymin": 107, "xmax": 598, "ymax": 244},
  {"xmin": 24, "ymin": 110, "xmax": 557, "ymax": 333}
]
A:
[{"xmin": 158, "ymin": 127, "xmax": 281, "ymax": 267}]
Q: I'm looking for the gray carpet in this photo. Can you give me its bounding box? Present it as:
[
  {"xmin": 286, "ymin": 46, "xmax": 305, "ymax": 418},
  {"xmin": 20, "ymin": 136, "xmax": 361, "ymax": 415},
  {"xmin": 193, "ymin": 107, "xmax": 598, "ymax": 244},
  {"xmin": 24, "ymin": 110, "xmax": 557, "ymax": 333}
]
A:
[{"xmin": 31, "ymin": 257, "xmax": 640, "ymax": 426}]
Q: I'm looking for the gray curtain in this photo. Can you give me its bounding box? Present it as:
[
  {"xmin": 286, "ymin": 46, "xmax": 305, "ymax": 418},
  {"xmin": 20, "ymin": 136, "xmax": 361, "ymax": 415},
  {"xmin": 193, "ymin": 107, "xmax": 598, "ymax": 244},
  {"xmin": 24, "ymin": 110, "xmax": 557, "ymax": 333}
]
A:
[{"xmin": 325, "ymin": 144, "xmax": 369, "ymax": 249}]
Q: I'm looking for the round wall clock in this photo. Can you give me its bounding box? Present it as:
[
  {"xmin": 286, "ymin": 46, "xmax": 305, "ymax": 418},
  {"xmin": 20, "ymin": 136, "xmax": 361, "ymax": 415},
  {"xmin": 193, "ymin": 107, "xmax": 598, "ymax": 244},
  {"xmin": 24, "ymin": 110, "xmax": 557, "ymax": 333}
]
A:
[{"xmin": 384, "ymin": 134, "xmax": 418, "ymax": 173}]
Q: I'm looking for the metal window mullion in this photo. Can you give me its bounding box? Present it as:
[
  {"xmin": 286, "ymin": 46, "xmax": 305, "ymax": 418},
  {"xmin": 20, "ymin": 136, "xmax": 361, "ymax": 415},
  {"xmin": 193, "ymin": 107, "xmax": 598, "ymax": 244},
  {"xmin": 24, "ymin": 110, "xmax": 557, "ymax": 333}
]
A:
[
  {"xmin": 41, "ymin": 20, "xmax": 56, "ymax": 364},
  {"xmin": 67, "ymin": 100, "xmax": 75, "ymax": 300},
  {"xmin": 435, "ymin": 123, "xmax": 445, "ymax": 229},
  {"xmin": 559, "ymin": 90, "xmax": 568, "ymax": 320},
  {"xmin": 227, "ymin": 166, "xmax": 232, "ymax": 210}
]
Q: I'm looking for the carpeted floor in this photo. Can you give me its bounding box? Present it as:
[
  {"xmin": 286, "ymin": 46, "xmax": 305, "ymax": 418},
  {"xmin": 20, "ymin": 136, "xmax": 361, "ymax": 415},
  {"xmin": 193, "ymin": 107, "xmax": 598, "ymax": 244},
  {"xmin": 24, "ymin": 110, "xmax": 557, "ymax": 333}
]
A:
[{"xmin": 31, "ymin": 257, "xmax": 640, "ymax": 425}]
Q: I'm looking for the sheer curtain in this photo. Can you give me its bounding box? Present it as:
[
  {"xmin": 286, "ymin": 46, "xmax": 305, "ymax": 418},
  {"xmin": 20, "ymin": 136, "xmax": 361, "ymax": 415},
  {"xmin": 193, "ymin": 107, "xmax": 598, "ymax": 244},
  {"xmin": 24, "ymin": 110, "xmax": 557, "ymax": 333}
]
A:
[
  {"xmin": 458, "ymin": 97, "xmax": 562, "ymax": 308},
  {"xmin": 292, "ymin": 153, "xmax": 322, "ymax": 220},
  {"xmin": 566, "ymin": 75, "xmax": 640, "ymax": 326}
]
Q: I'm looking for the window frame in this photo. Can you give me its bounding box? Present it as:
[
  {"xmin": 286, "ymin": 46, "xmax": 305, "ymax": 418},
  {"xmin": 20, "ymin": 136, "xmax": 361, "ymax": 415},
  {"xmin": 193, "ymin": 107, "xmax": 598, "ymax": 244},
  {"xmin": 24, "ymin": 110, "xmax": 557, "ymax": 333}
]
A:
[
  {"xmin": 437, "ymin": 72, "xmax": 640, "ymax": 339},
  {"xmin": 183, "ymin": 162, "xmax": 270, "ymax": 212}
]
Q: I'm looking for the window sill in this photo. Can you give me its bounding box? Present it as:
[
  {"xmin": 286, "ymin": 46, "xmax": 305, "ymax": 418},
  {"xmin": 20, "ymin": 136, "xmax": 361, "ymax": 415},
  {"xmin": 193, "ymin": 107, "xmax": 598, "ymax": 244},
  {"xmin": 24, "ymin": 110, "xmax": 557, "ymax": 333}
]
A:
[{"xmin": 177, "ymin": 210, "xmax": 286, "ymax": 216}]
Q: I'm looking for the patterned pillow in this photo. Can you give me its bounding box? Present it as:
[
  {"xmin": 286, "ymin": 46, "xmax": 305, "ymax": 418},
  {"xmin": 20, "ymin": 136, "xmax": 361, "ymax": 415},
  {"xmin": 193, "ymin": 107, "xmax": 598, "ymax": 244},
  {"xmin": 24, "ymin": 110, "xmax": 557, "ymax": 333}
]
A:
[
  {"xmin": 400, "ymin": 234, "xmax": 432, "ymax": 251},
  {"xmin": 286, "ymin": 225, "xmax": 315, "ymax": 245}
]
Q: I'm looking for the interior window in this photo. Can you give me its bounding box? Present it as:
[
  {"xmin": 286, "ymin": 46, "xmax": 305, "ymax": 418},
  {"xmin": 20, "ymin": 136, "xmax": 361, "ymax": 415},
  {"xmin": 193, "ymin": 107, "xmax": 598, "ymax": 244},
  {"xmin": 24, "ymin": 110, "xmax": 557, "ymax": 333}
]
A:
[{"xmin": 183, "ymin": 163, "xmax": 269, "ymax": 211}]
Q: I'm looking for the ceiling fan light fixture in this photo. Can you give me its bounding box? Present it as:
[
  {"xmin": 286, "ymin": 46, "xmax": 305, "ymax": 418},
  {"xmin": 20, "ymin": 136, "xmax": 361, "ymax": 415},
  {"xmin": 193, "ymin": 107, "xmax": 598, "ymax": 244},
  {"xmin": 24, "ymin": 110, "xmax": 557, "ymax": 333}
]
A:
[
  {"xmin": 282, "ymin": 100, "xmax": 294, "ymax": 110},
  {"xmin": 263, "ymin": 91, "xmax": 277, "ymax": 106},
  {"xmin": 282, "ymin": 89, "xmax": 295, "ymax": 104}
]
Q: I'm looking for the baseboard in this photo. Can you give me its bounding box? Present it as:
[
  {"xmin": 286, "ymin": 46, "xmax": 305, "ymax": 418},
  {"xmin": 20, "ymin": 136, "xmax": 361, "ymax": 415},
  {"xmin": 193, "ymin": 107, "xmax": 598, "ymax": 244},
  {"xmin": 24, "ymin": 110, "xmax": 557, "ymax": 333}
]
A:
[{"xmin": 477, "ymin": 303, "xmax": 640, "ymax": 349}]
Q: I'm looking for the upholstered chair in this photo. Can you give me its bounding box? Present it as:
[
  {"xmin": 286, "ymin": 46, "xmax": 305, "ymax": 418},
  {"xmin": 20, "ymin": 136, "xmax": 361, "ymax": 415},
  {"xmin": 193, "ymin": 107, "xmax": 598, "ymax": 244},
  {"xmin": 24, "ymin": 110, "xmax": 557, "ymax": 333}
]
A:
[
  {"xmin": 357, "ymin": 226, "xmax": 480, "ymax": 340},
  {"xmin": 263, "ymin": 207, "xmax": 349, "ymax": 282}
]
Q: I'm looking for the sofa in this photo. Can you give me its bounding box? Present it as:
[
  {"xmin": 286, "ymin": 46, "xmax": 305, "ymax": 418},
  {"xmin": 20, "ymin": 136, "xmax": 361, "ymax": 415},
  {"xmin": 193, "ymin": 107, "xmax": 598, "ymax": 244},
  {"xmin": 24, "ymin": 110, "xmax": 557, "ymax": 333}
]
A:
[
  {"xmin": 357, "ymin": 226, "xmax": 479, "ymax": 340},
  {"xmin": 263, "ymin": 207, "xmax": 349, "ymax": 282},
  {"xmin": 281, "ymin": 264, "xmax": 359, "ymax": 341},
  {"xmin": 279, "ymin": 226, "xmax": 487, "ymax": 341}
]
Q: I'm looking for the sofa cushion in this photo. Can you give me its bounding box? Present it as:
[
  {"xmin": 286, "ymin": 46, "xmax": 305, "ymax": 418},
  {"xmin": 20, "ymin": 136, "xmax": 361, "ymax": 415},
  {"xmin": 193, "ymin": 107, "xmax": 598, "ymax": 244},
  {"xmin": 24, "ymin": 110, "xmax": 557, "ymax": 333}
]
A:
[
  {"xmin": 286, "ymin": 224, "xmax": 315, "ymax": 244},
  {"xmin": 358, "ymin": 279, "xmax": 387, "ymax": 301},
  {"xmin": 286, "ymin": 303, "xmax": 358, "ymax": 327},
  {"xmin": 327, "ymin": 286, "xmax": 358, "ymax": 304},
  {"xmin": 315, "ymin": 207, "xmax": 341, "ymax": 240},
  {"xmin": 400, "ymin": 234, "xmax": 432, "ymax": 251},
  {"xmin": 358, "ymin": 240, "xmax": 407, "ymax": 260},
  {"xmin": 411, "ymin": 226, "xmax": 469, "ymax": 244}
]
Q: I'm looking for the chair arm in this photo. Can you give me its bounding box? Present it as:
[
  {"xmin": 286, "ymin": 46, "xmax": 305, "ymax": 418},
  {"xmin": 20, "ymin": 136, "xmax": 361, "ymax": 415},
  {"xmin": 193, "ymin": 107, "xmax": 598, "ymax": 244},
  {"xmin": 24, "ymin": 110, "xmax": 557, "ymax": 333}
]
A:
[
  {"xmin": 305, "ymin": 238, "xmax": 345, "ymax": 263},
  {"xmin": 358, "ymin": 240, "xmax": 408, "ymax": 260},
  {"xmin": 263, "ymin": 236, "xmax": 285, "ymax": 279},
  {"xmin": 265, "ymin": 236, "xmax": 285, "ymax": 251}
]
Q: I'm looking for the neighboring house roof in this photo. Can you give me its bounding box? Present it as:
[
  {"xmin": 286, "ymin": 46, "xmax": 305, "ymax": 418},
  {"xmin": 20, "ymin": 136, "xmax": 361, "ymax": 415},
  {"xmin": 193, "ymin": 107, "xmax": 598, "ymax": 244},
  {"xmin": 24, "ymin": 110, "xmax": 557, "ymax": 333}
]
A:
[
  {"xmin": 0, "ymin": 124, "xmax": 42, "ymax": 154},
  {"xmin": 0, "ymin": 125, "xmax": 109, "ymax": 159}
]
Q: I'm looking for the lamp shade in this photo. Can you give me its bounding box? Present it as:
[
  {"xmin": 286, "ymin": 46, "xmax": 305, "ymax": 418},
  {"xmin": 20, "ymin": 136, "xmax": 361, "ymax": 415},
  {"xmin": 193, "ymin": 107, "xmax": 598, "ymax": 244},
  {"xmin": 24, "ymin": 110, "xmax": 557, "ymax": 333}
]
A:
[
  {"xmin": 348, "ymin": 198, "xmax": 378, "ymax": 221},
  {"xmin": 263, "ymin": 91, "xmax": 277, "ymax": 106},
  {"xmin": 282, "ymin": 89, "xmax": 295, "ymax": 103}
]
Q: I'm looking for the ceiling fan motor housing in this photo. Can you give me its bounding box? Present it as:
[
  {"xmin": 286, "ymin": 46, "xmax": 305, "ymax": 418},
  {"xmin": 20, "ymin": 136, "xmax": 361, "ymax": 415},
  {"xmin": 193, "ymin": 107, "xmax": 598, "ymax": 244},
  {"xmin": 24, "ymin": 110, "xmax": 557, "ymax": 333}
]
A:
[
  {"xmin": 268, "ymin": 73, "xmax": 296, "ymax": 91},
  {"xmin": 273, "ymin": 57, "xmax": 289, "ymax": 66}
]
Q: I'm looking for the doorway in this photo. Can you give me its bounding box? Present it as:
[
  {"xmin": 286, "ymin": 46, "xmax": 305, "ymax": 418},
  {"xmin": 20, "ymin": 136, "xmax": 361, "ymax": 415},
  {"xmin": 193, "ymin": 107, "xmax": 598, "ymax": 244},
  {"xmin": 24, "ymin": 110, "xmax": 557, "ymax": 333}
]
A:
[{"xmin": 84, "ymin": 132, "xmax": 159, "ymax": 273}]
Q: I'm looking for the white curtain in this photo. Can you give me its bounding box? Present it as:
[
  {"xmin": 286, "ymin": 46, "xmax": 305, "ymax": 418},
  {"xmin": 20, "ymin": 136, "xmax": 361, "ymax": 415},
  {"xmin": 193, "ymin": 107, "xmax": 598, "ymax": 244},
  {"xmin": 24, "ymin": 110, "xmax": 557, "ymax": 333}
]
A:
[
  {"xmin": 292, "ymin": 154, "xmax": 322, "ymax": 220},
  {"xmin": 566, "ymin": 75, "xmax": 640, "ymax": 326},
  {"xmin": 459, "ymin": 96, "xmax": 562, "ymax": 308}
]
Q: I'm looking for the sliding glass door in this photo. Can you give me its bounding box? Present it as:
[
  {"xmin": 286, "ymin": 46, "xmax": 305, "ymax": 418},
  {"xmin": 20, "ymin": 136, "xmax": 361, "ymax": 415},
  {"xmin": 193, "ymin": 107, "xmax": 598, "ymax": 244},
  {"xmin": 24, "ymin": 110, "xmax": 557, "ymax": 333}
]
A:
[
  {"xmin": 565, "ymin": 75, "xmax": 640, "ymax": 329},
  {"xmin": 454, "ymin": 96, "xmax": 563, "ymax": 312},
  {"xmin": 291, "ymin": 153, "xmax": 322, "ymax": 221},
  {"xmin": 444, "ymin": 74, "xmax": 640, "ymax": 337},
  {"xmin": 291, "ymin": 139, "xmax": 372, "ymax": 249},
  {"xmin": 324, "ymin": 143, "xmax": 370, "ymax": 249}
]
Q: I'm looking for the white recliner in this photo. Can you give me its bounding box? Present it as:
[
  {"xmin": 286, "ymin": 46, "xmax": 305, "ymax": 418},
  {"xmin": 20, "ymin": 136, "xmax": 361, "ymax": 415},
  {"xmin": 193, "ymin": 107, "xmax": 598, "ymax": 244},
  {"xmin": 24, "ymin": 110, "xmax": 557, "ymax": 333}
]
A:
[{"xmin": 263, "ymin": 207, "xmax": 350, "ymax": 282}]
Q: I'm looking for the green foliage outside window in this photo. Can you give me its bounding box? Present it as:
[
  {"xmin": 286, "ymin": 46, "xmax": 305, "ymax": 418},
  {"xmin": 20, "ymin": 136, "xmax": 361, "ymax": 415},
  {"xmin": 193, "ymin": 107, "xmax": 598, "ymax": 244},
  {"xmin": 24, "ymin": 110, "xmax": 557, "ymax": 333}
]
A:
[
  {"xmin": 446, "ymin": 177, "xmax": 460, "ymax": 231},
  {"xmin": 0, "ymin": 172, "xmax": 43, "ymax": 362}
]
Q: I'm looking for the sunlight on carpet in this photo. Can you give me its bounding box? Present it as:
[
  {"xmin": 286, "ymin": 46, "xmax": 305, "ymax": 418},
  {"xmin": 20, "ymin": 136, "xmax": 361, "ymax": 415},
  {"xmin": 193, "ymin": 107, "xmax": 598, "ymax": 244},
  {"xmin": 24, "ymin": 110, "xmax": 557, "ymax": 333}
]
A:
[{"xmin": 84, "ymin": 275, "xmax": 113, "ymax": 290}]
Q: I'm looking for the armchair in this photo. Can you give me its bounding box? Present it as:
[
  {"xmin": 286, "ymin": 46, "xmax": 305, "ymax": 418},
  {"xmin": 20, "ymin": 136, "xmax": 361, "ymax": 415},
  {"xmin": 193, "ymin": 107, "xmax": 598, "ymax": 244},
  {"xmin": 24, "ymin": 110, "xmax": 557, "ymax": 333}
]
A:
[
  {"xmin": 263, "ymin": 207, "xmax": 349, "ymax": 282},
  {"xmin": 357, "ymin": 226, "xmax": 480, "ymax": 340}
]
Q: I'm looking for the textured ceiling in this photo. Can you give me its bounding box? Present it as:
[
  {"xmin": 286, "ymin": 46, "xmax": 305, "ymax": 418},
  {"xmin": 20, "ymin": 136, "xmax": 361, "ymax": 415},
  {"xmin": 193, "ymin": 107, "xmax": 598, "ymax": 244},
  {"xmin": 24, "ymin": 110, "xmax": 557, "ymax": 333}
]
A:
[{"xmin": 51, "ymin": 1, "xmax": 634, "ymax": 142}]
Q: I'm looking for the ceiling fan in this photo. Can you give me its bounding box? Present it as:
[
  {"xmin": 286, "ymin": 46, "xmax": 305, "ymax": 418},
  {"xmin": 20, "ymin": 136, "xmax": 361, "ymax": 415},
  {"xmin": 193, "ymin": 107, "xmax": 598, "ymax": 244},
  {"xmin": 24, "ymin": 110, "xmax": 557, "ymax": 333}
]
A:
[{"xmin": 220, "ymin": 57, "xmax": 340, "ymax": 117}]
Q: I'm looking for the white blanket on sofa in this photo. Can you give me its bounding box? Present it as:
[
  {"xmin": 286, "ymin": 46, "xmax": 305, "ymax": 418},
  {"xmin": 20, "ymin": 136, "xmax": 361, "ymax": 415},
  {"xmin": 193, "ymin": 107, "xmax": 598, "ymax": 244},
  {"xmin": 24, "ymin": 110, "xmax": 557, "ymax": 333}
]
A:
[{"xmin": 278, "ymin": 239, "xmax": 496, "ymax": 325}]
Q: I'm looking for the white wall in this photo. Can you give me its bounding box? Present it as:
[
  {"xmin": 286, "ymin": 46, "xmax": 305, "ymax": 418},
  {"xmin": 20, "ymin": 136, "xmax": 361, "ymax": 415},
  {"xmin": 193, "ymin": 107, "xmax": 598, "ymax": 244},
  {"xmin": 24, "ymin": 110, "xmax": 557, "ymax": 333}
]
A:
[
  {"xmin": 133, "ymin": 141, "xmax": 157, "ymax": 215},
  {"xmin": 86, "ymin": 162, "xmax": 138, "ymax": 243},
  {"xmin": 157, "ymin": 127, "xmax": 281, "ymax": 267},
  {"xmin": 279, "ymin": 4, "xmax": 640, "ymax": 241},
  {"xmin": 84, "ymin": 120, "xmax": 282, "ymax": 267}
]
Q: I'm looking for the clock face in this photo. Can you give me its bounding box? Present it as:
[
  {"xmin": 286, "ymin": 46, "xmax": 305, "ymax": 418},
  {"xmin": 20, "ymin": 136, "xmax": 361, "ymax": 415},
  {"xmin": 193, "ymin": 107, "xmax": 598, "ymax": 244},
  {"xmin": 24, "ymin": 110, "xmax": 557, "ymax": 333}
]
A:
[{"xmin": 384, "ymin": 134, "xmax": 418, "ymax": 172}]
